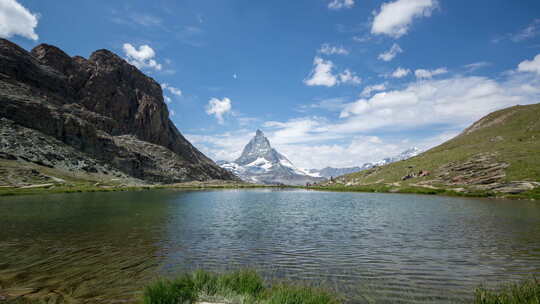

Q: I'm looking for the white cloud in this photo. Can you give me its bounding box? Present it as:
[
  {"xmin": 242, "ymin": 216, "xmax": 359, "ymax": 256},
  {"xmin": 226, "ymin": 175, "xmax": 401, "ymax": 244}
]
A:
[
  {"xmin": 189, "ymin": 56, "xmax": 540, "ymax": 168},
  {"xmin": 352, "ymin": 35, "xmax": 372, "ymax": 43},
  {"xmin": 391, "ymin": 67, "xmax": 411, "ymax": 78},
  {"xmin": 464, "ymin": 62, "xmax": 491, "ymax": 72},
  {"xmin": 164, "ymin": 96, "xmax": 172, "ymax": 104},
  {"xmin": 122, "ymin": 43, "xmax": 162, "ymax": 71},
  {"xmin": 371, "ymin": 0, "xmax": 437, "ymax": 38},
  {"xmin": 206, "ymin": 97, "xmax": 232, "ymax": 124},
  {"xmin": 378, "ymin": 43, "xmax": 403, "ymax": 61},
  {"xmin": 518, "ymin": 54, "xmax": 540, "ymax": 75},
  {"xmin": 339, "ymin": 69, "xmax": 362, "ymax": 85},
  {"xmin": 161, "ymin": 83, "xmax": 182, "ymax": 96},
  {"xmin": 513, "ymin": 19, "xmax": 540, "ymax": 41},
  {"xmin": 169, "ymin": 109, "xmax": 176, "ymax": 117},
  {"xmin": 338, "ymin": 74, "xmax": 539, "ymax": 132},
  {"xmin": 110, "ymin": 10, "xmax": 163, "ymax": 28},
  {"xmin": 0, "ymin": 0, "xmax": 39, "ymax": 40},
  {"xmin": 494, "ymin": 19, "xmax": 540, "ymax": 43},
  {"xmin": 276, "ymin": 136, "xmax": 411, "ymax": 168},
  {"xmin": 361, "ymin": 83, "xmax": 386, "ymax": 97},
  {"xmin": 414, "ymin": 67, "xmax": 447, "ymax": 79},
  {"xmin": 186, "ymin": 130, "xmax": 255, "ymax": 162},
  {"xmin": 328, "ymin": 0, "xmax": 354, "ymax": 10},
  {"xmin": 304, "ymin": 57, "xmax": 360, "ymax": 87},
  {"xmin": 319, "ymin": 44, "xmax": 349, "ymax": 55},
  {"xmin": 304, "ymin": 57, "xmax": 338, "ymax": 87}
]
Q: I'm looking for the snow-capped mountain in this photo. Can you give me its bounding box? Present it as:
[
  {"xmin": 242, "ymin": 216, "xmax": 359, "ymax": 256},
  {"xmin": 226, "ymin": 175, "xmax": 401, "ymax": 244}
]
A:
[
  {"xmin": 305, "ymin": 166, "xmax": 366, "ymax": 179},
  {"xmin": 307, "ymin": 147, "xmax": 422, "ymax": 179},
  {"xmin": 218, "ymin": 130, "xmax": 325, "ymax": 185},
  {"xmin": 371, "ymin": 147, "xmax": 421, "ymax": 167}
]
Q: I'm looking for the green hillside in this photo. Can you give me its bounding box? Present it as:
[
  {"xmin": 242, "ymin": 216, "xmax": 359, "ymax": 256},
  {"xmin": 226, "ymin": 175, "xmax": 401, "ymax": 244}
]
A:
[{"xmin": 318, "ymin": 103, "xmax": 540, "ymax": 199}]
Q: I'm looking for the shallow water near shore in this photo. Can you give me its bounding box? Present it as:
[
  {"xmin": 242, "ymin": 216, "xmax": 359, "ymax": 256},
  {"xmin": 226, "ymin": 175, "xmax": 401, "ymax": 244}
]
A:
[{"xmin": 0, "ymin": 189, "xmax": 539, "ymax": 303}]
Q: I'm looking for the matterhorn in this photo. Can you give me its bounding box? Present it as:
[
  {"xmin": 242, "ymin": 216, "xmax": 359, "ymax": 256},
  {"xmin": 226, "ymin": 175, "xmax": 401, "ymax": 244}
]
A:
[{"xmin": 218, "ymin": 130, "xmax": 324, "ymax": 185}]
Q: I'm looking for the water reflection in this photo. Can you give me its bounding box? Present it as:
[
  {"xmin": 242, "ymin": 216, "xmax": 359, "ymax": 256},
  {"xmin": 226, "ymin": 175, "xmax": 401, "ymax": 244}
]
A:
[{"xmin": 0, "ymin": 189, "xmax": 539, "ymax": 303}]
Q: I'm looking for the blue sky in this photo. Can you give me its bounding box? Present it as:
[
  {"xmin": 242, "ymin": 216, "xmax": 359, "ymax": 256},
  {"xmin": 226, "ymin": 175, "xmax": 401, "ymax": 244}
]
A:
[{"xmin": 2, "ymin": 0, "xmax": 540, "ymax": 168}]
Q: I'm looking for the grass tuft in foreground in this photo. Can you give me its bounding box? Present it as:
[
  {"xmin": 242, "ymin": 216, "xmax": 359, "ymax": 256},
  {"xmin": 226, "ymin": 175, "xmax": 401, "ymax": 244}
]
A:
[
  {"xmin": 143, "ymin": 270, "xmax": 340, "ymax": 304},
  {"xmin": 474, "ymin": 278, "xmax": 540, "ymax": 304}
]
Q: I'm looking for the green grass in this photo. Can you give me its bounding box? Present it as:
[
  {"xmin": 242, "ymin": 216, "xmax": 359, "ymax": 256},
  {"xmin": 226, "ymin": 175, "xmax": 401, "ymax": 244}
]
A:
[
  {"xmin": 0, "ymin": 182, "xmax": 280, "ymax": 197},
  {"xmin": 474, "ymin": 278, "xmax": 540, "ymax": 304},
  {"xmin": 325, "ymin": 104, "xmax": 540, "ymax": 198},
  {"xmin": 143, "ymin": 270, "xmax": 340, "ymax": 304},
  {"xmin": 0, "ymin": 184, "xmax": 155, "ymax": 197},
  {"xmin": 143, "ymin": 275, "xmax": 197, "ymax": 304}
]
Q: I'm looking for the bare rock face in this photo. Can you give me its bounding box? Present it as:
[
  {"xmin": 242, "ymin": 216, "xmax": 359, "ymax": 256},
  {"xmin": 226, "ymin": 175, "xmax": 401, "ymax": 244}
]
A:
[{"xmin": 0, "ymin": 39, "xmax": 236, "ymax": 183}]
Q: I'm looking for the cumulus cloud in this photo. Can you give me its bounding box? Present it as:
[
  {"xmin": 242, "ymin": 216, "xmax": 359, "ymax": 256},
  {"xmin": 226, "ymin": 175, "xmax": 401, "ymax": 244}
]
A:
[
  {"xmin": 361, "ymin": 83, "xmax": 386, "ymax": 97},
  {"xmin": 518, "ymin": 54, "xmax": 540, "ymax": 75},
  {"xmin": 319, "ymin": 44, "xmax": 349, "ymax": 55},
  {"xmin": 391, "ymin": 67, "xmax": 411, "ymax": 78},
  {"xmin": 371, "ymin": 0, "xmax": 438, "ymax": 38},
  {"xmin": 304, "ymin": 57, "xmax": 338, "ymax": 87},
  {"xmin": 206, "ymin": 97, "xmax": 232, "ymax": 124},
  {"xmin": 186, "ymin": 130, "xmax": 255, "ymax": 162},
  {"xmin": 339, "ymin": 69, "xmax": 362, "ymax": 85},
  {"xmin": 414, "ymin": 67, "xmax": 447, "ymax": 79},
  {"xmin": 164, "ymin": 96, "xmax": 172, "ymax": 104},
  {"xmin": 0, "ymin": 0, "xmax": 39, "ymax": 40},
  {"xmin": 188, "ymin": 127, "xmax": 448, "ymax": 169},
  {"xmin": 378, "ymin": 43, "xmax": 403, "ymax": 61},
  {"xmin": 328, "ymin": 0, "xmax": 354, "ymax": 10},
  {"xmin": 122, "ymin": 43, "xmax": 162, "ymax": 71},
  {"xmin": 304, "ymin": 57, "xmax": 361, "ymax": 87},
  {"xmin": 189, "ymin": 56, "xmax": 540, "ymax": 168},
  {"xmin": 338, "ymin": 74, "xmax": 539, "ymax": 133},
  {"xmin": 161, "ymin": 83, "xmax": 182, "ymax": 96}
]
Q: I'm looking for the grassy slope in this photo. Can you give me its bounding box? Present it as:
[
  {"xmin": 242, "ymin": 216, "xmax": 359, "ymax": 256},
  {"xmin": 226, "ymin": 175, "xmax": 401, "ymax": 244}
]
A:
[{"xmin": 327, "ymin": 104, "xmax": 540, "ymax": 197}]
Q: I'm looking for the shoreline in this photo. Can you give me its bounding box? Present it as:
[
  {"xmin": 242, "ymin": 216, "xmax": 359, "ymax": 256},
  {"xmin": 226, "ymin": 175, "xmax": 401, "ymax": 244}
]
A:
[
  {"xmin": 0, "ymin": 181, "xmax": 285, "ymax": 197},
  {"xmin": 0, "ymin": 180, "xmax": 538, "ymax": 200},
  {"xmin": 303, "ymin": 184, "xmax": 540, "ymax": 201}
]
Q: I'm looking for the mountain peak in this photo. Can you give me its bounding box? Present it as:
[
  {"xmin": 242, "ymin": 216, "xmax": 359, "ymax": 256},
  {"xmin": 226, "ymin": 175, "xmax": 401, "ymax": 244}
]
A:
[
  {"xmin": 221, "ymin": 129, "xmax": 325, "ymax": 185},
  {"xmin": 235, "ymin": 129, "xmax": 275, "ymax": 165}
]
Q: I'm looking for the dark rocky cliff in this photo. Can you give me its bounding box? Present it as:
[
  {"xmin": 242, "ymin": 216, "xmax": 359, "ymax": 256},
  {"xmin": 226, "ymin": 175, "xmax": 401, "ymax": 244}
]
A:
[{"xmin": 0, "ymin": 39, "xmax": 236, "ymax": 184}]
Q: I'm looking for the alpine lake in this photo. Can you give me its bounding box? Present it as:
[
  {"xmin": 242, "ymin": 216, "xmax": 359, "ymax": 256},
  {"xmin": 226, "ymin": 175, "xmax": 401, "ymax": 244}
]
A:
[{"xmin": 1, "ymin": 189, "xmax": 539, "ymax": 303}]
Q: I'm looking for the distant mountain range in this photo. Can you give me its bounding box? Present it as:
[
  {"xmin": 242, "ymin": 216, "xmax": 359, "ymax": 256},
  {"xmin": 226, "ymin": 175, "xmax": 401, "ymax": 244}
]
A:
[
  {"xmin": 305, "ymin": 147, "xmax": 421, "ymax": 178},
  {"xmin": 218, "ymin": 130, "xmax": 421, "ymax": 185}
]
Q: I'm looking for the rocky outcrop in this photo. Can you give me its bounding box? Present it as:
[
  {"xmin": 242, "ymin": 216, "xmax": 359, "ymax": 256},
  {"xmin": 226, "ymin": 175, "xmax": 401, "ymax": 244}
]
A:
[{"xmin": 0, "ymin": 39, "xmax": 236, "ymax": 183}]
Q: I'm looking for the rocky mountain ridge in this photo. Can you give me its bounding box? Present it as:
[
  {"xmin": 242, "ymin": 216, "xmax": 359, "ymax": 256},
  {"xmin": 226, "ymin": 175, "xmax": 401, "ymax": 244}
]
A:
[{"xmin": 0, "ymin": 39, "xmax": 236, "ymax": 186}]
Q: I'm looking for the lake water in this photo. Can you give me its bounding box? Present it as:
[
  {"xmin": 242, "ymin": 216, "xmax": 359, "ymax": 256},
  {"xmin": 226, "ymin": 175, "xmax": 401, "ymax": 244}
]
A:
[{"xmin": 0, "ymin": 189, "xmax": 539, "ymax": 303}]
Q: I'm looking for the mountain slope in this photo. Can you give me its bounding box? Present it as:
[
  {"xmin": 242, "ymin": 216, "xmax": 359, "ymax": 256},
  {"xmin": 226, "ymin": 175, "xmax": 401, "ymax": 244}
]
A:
[
  {"xmin": 323, "ymin": 104, "xmax": 540, "ymax": 195},
  {"xmin": 0, "ymin": 39, "xmax": 236, "ymax": 186},
  {"xmin": 219, "ymin": 130, "xmax": 325, "ymax": 185}
]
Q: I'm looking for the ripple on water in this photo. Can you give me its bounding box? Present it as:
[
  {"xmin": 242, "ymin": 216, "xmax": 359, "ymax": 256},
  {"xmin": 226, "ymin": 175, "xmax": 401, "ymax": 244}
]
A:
[{"xmin": 0, "ymin": 190, "xmax": 539, "ymax": 303}]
